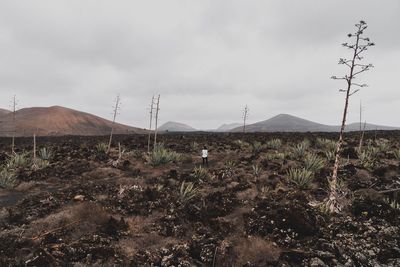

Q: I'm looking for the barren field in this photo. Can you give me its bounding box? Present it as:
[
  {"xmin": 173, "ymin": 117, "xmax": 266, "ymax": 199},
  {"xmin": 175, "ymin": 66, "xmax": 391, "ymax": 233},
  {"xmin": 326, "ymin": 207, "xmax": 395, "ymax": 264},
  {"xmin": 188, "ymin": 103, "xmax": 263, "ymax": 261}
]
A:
[{"xmin": 0, "ymin": 132, "xmax": 399, "ymax": 266}]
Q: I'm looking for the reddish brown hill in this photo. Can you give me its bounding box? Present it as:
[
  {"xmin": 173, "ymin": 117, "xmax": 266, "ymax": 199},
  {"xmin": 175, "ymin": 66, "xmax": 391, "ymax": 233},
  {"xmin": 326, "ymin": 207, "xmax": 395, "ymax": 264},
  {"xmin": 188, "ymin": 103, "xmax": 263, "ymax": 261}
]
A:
[
  {"xmin": 0, "ymin": 106, "xmax": 146, "ymax": 136},
  {"xmin": 0, "ymin": 108, "xmax": 11, "ymax": 116}
]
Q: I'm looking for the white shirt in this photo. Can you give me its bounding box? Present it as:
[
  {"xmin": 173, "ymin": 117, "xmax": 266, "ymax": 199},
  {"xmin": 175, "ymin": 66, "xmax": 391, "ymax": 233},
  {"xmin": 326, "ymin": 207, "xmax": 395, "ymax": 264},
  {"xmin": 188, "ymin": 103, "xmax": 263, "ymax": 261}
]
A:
[{"xmin": 202, "ymin": 149, "xmax": 208, "ymax": 158}]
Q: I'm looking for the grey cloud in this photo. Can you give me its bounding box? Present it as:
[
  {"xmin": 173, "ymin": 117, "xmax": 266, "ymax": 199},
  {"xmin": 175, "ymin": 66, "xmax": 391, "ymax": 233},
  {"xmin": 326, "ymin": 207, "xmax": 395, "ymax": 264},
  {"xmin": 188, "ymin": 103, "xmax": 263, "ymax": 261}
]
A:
[{"xmin": 0, "ymin": 0, "xmax": 399, "ymax": 130}]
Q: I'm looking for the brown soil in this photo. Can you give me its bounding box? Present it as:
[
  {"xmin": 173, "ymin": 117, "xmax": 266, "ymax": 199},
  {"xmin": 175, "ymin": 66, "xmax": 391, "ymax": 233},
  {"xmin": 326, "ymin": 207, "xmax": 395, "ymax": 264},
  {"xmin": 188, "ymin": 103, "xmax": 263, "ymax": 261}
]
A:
[{"xmin": 0, "ymin": 131, "xmax": 399, "ymax": 266}]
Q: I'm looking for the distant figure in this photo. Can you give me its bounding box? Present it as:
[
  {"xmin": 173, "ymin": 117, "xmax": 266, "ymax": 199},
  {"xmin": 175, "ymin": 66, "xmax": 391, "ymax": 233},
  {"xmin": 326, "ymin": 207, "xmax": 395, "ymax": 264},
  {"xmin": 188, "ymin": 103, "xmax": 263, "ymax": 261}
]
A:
[{"xmin": 202, "ymin": 146, "xmax": 208, "ymax": 167}]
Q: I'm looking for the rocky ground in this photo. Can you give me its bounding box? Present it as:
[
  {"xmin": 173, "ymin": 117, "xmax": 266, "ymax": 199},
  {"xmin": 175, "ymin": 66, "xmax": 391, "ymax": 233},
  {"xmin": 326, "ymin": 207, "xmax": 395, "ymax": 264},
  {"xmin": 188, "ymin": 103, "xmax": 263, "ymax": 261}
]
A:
[{"xmin": 0, "ymin": 132, "xmax": 399, "ymax": 266}]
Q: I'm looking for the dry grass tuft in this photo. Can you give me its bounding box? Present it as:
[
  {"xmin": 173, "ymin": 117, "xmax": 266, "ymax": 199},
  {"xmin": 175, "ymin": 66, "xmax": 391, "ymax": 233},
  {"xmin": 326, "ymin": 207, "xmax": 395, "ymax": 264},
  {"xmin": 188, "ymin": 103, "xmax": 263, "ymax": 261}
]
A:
[
  {"xmin": 26, "ymin": 202, "xmax": 110, "ymax": 240},
  {"xmin": 70, "ymin": 202, "xmax": 109, "ymax": 225},
  {"xmin": 216, "ymin": 236, "xmax": 280, "ymax": 266}
]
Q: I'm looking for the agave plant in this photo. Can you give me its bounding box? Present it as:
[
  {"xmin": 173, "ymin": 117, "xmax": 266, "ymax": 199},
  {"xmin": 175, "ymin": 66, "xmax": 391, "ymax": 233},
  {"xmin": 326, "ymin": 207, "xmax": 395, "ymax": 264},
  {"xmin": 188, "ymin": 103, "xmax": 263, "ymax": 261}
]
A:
[
  {"xmin": 315, "ymin": 138, "xmax": 337, "ymax": 152},
  {"xmin": 364, "ymin": 144, "xmax": 380, "ymax": 158},
  {"xmin": 375, "ymin": 138, "xmax": 390, "ymax": 153},
  {"xmin": 126, "ymin": 149, "xmax": 143, "ymax": 159},
  {"xmin": 96, "ymin": 143, "xmax": 108, "ymax": 153},
  {"xmin": 225, "ymin": 160, "xmax": 236, "ymax": 169},
  {"xmin": 32, "ymin": 158, "xmax": 50, "ymax": 170},
  {"xmin": 190, "ymin": 141, "xmax": 199, "ymax": 151},
  {"xmin": 384, "ymin": 197, "xmax": 400, "ymax": 210},
  {"xmin": 290, "ymin": 141, "xmax": 309, "ymax": 159},
  {"xmin": 259, "ymin": 186, "xmax": 270, "ymax": 198},
  {"xmin": 149, "ymin": 144, "xmax": 182, "ymax": 166},
  {"xmin": 357, "ymin": 150, "xmax": 375, "ymax": 169},
  {"xmin": 233, "ymin": 139, "xmax": 249, "ymax": 150},
  {"xmin": 325, "ymin": 151, "xmax": 335, "ymax": 162},
  {"xmin": 393, "ymin": 149, "xmax": 400, "ymax": 160},
  {"xmin": 266, "ymin": 139, "xmax": 282, "ymax": 150},
  {"xmin": 301, "ymin": 139, "xmax": 311, "ymax": 149},
  {"xmin": 0, "ymin": 168, "xmax": 16, "ymax": 188},
  {"xmin": 179, "ymin": 182, "xmax": 199, "ymax": 205},
  {"xmin": 286, "ymin": 168, "xmax": 314, "ymax": 189},
  {"xmin": 252, "ymin": 164, "xmax": 263, "ymax": 178},
  {"xmin": 251, "ymin": 141, "xmax": 263, "ymax": 156},
  {"xmin": 39, "ymin": 147, "xmax": 53, "ymax": 161},
  {"xmin": 192, "ymin": 165, "xmax": 209, "ymax": 182},
  {"xmin": 304, "ymin": 154, "xmax": 325, "ymax": 173},
  {"xmin": 6, "ymin": 152, "xmax": 29, "ymax": 169}
]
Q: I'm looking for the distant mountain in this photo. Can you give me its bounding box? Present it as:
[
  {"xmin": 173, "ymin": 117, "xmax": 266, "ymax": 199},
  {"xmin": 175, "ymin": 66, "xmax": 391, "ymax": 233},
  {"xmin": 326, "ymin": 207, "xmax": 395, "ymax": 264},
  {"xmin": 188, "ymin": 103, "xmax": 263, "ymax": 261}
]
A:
[
  {"xmin": 158, "ymin": 121, "xmax": 197, "ymax": 132},
  {"xmin": 345, "ymin": 123, "xmax": 398, "ymax": 131},
  {"xmin": 0, "ymin": 108, "xmax": 11, "ymax": 116},
  {"xmin": 231, "ymin": 114, "xmax": 399, "ymax": 132},
  {"xmin": 0, "ymin": 106, "xmax": 146, "ymax": 136},
  {"xmin": 231, "ymin": 114, "xmax": 335, "ymax": 132},
  {"xmin": 216, "ymin": 123, "xmax": 242, "ymax": 132}
]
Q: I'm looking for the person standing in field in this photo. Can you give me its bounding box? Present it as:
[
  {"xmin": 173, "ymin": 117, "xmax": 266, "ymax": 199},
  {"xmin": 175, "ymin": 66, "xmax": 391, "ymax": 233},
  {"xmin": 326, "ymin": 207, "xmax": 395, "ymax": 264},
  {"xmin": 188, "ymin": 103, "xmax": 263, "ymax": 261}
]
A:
[{"xmin": 202, "ymin": 146, "xmax": 208, "ymax": 167}]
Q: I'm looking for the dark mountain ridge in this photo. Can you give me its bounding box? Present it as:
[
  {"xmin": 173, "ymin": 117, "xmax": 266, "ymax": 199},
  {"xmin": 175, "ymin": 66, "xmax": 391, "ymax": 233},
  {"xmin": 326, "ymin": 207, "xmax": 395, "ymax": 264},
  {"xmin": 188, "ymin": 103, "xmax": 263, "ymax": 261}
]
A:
[{"xmin": 231, "ymin": 114, "xmax": 398, "ymax": 132}]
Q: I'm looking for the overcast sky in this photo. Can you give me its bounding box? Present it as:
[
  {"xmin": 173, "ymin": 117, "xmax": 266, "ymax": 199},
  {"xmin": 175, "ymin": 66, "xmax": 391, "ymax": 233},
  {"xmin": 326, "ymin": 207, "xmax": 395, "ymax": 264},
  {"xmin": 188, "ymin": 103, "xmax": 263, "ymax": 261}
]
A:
[{"xmin": 0, "ymin": 0, "xmax": 399, "ymax": 129}]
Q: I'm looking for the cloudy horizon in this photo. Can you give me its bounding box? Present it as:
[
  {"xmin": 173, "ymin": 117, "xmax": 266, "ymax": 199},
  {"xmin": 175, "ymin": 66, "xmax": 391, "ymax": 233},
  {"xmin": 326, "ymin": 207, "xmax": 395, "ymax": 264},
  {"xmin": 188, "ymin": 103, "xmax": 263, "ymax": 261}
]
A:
[{"xmin": 0, "ymin": 0, "xmax": 399, "ymax": 130}]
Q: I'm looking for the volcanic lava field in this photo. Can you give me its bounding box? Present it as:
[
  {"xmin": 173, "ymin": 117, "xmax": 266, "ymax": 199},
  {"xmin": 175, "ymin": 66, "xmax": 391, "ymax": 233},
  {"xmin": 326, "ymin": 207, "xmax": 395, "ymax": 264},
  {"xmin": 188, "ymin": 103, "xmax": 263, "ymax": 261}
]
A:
[{"xmin": 0, "ymin": 132, "xmax": 399, "ymax": 266}]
